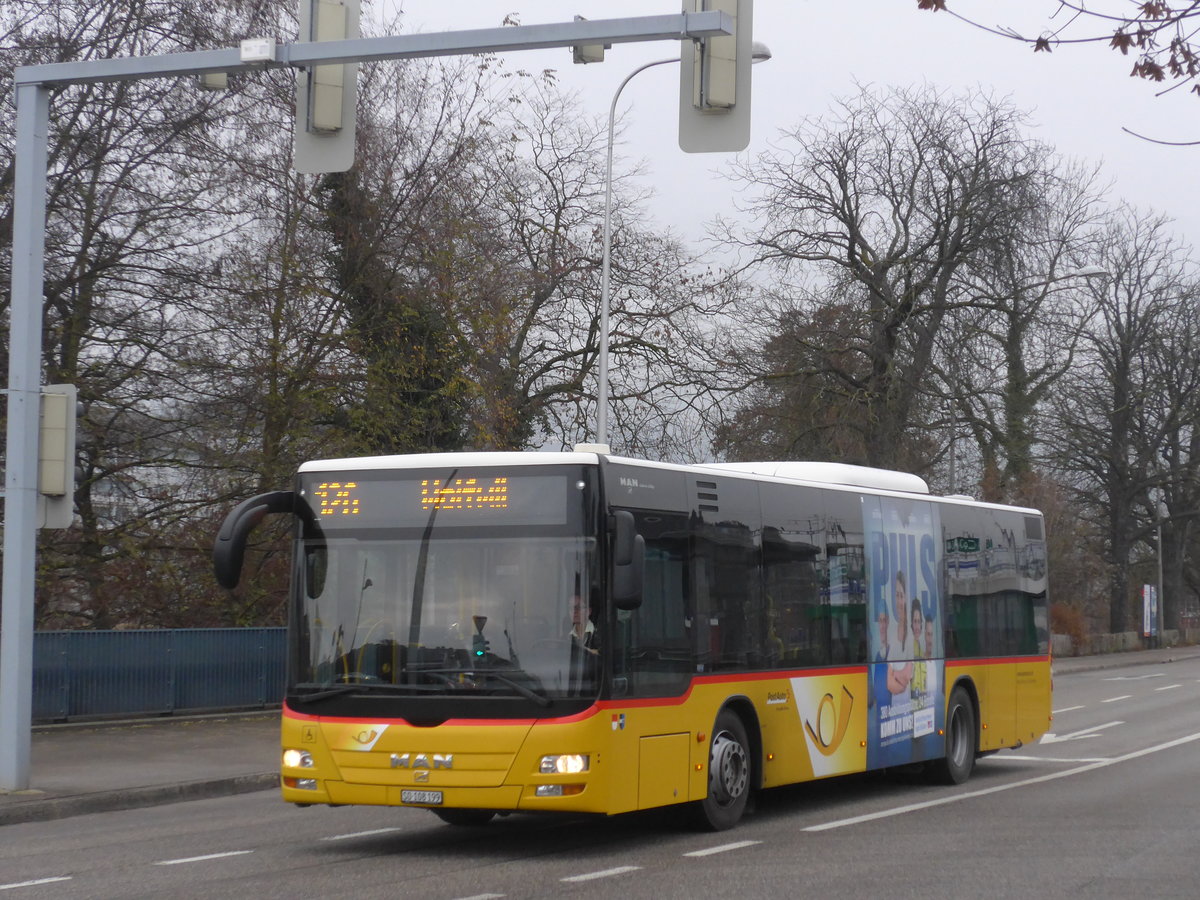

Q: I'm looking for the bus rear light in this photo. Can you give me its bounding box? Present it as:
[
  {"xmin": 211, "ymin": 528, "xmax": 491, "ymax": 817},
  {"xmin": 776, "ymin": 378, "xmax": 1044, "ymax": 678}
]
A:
[
  {"xmin": 540, "ymin": 754, "xmax": 589, "ymax": 774},
  {"xmin": 283, "ymin": 749, "xmax": 314, "ymax": 768},
  {"xmin": 284, "ymin": 777, "xmax": 318, "ymax": 790},
  {"xmin": 535, "ymin": 784, "xmax": 585, "ymax": 797}
]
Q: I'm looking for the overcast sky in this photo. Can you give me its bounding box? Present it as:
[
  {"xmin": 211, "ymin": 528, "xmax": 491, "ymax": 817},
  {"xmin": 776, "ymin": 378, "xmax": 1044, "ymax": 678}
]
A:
[{"xmin": 383, "ymin": 1, "xmax": 1198, "ymax": 249}]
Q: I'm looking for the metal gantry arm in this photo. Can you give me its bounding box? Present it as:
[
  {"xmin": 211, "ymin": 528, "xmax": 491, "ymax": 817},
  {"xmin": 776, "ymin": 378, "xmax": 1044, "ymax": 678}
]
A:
[{"xmin": 12, "ymin": 13, "xmax": 732, "ymax": 87}]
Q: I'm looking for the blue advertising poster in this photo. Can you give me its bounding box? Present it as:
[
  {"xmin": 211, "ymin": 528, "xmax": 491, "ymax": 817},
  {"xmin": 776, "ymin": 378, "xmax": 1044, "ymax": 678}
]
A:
[{"xmin": 864, "ymin": 496, "xmax": 945, "ymax": 769}]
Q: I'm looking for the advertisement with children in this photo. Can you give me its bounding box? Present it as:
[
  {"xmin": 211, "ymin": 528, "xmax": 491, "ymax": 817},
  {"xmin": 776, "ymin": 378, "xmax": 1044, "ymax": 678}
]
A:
[{"xmin": 864, "ymin": 496, "xmax": 945, "ymax": 769}]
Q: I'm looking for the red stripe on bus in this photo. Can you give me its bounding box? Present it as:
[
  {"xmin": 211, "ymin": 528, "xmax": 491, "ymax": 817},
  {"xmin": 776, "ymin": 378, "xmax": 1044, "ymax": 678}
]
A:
[{"xmin": 282, "ymin": 665, "xmax": 871, "ymax": 728}]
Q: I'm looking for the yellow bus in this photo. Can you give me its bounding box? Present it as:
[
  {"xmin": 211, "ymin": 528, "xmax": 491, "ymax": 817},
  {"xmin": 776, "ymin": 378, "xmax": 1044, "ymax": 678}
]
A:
[{"xmin": 214, "ymin": 451, "xmax": 1051, "ymax": 830}]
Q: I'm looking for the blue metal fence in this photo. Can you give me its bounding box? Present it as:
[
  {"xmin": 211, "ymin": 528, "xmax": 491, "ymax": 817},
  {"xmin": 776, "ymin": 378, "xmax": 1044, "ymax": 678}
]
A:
[{"xmin": 33, "ymin": 628, "xmax": 286, "ymax": 722}]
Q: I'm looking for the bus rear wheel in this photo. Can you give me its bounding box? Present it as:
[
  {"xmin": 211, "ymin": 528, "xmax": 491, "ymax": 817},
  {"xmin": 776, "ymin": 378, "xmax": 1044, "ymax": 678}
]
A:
[
  {"xmin": 694, "ymin": 710, "xmax": 752, "ymax": 831},
  {"xmin": 431, "ymin": 808, "xmax": 495, "ymax": 827},
  {"xmin": 929, "ymin": 685, "xmax": 976, "ymax": 785}
]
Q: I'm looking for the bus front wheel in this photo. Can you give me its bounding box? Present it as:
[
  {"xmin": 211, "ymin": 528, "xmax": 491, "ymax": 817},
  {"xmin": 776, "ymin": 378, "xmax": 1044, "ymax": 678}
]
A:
[
  {"xmin": 695, "ymin": 710, "xmax": 752, "ymax": 831},
  {"xmin": 929, "ymin": 685, "xmax": 977, "ymax": 785}
]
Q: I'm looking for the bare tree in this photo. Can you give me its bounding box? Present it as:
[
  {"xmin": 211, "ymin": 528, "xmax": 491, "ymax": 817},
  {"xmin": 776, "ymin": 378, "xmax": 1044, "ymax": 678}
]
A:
[
  {"xmin": 0, "ymin": 0, "xmax": 293, "ymax": 627},
  {"xmin": 717, "ymin": 84, "xmax": 1052, "ymax": 472},
  {"xmin": 917, "ymin": 1, "xmax": 1200, "ymax": 131},
  {"xmin": 1048, "ymin": 206, "xmax": 1199, "ymax": 633},
  {"xmin": 931, "ymin": 158, "xmax": 1109, "ymax": 500}
]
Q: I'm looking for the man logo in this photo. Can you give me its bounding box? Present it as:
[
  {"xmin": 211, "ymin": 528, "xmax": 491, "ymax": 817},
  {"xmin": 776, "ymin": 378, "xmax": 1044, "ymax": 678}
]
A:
[
  {"xmin": 390, "ymin": 753, "xmax": 453, "ymax": 770},
  {"xmin": 804, "ymin": 685, "xmax": 854, "ymax": 757}
]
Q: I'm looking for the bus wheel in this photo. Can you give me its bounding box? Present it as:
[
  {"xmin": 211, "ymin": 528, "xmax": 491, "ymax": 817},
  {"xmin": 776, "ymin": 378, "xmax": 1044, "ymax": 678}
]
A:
[
  {"xmin": 432, "ymin": 808, "xmax": 495, "ymax": 827},
  {"xmin": 929, "ymin": 686, "xmax": 976, "ymax": 785},
  {"xmin": 695, "ymin": 710, "xmax": 752, "ymax": 831}
]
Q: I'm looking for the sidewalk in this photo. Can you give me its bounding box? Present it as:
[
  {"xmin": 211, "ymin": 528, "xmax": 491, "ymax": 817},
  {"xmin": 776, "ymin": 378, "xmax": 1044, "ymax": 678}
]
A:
[
  {"xmin": 1049, "ymin": 644, "xmax": 1200, "ymax": 675},
  {"xmin": 0, "ymin": 713, "xmax": 280, "ymax": 826},
  {"xmin": 3, "ymin": 646, "xmax": 1198, "ymax": 827}
]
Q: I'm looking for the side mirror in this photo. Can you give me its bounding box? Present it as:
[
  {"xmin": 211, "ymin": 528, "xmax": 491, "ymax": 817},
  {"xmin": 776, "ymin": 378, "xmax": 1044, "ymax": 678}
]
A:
[
  {"xmin": 611, "ymin": 510, "xmax": 644, "ymax": 611},
  {"xmin": 213, "ymin": 491, "xmax": 295, "ymax": 589}
]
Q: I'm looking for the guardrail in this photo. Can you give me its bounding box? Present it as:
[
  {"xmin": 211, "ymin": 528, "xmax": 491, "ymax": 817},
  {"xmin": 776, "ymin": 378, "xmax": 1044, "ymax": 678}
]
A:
[{"xmin": 32, "ymin": 628, "xmax": 286, "ymax": 722}]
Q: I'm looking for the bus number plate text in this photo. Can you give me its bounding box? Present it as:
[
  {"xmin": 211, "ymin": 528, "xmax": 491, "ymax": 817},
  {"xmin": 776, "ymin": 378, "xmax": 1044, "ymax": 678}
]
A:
[{"xmin": 401, "ymin": 790, "xmax": 443, "ymax": 806}]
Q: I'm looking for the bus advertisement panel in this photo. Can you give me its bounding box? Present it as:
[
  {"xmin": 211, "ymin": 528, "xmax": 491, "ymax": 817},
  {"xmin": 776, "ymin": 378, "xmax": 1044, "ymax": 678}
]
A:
[{"xmin": 865, "ymin": 496, "xmax": 945, "ymax": 769}]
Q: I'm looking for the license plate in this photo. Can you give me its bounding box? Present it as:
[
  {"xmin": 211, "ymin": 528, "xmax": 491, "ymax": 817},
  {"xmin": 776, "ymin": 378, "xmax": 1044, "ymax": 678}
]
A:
[{"xmin": 401, "ymin": 790, "xmax": 443, "ymax": 806}]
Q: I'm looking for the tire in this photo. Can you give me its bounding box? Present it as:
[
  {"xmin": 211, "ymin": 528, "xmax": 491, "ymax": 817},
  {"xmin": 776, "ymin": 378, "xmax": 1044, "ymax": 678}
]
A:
[
  {"xmin": 431, "ymin": 808, "xmax": 496, "ymax": 827},
  {"xmin": 694, "ymin": 710, "xmax": 752, "ymax": 831},
  {"xmin": 929, "ymin": 685, "xmax": 977, "ymax": 785}
]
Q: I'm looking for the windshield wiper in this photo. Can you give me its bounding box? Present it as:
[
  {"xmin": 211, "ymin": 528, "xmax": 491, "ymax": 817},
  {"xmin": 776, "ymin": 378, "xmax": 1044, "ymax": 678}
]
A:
[
  {"xmin": 292, "ymin": 682, "xmax": 445, "ymax": 702},
  {"xmin": 481, "ymin": 671, "xmax": 552, "ymax": 707},
  {"xmin": 405, "ymin": 666, "xmax": 552, "ymax": 707}
]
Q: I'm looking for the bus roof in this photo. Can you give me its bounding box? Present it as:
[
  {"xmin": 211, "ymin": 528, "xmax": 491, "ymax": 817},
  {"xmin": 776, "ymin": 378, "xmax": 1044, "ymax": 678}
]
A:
[
  {"xmin": 296, "ymin": 452, "xmax": 1037, "ymax": 514},
  {"xmin": 701, "ymin": 461, "xmax": 929, "ymax": 495}
]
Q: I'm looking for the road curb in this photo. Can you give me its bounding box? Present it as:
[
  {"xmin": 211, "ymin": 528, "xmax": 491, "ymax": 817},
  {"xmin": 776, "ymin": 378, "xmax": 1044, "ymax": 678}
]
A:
[
  {"xmin": 1052, "ymin": 648, "xmax": 1200, "ymax": 676},
  {"xmin": 0, "ymin": 773, "xmax": 277, "ymax": 827}
]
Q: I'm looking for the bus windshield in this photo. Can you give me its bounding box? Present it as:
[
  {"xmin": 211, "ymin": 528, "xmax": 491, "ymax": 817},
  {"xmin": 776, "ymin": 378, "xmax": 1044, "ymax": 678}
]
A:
[{"xmin": 290, "ymin": 466, "xmax": 600, "ymax": 707}]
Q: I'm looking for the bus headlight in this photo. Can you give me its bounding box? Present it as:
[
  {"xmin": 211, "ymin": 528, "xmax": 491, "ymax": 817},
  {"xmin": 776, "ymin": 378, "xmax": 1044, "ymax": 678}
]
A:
[
  {"xmin": 283, "ymin": 749, "xmax": 314, "ymax": 769},
  {"xmin": 540, "ymin": 754, "xmax": 589, "ymax": 774}
]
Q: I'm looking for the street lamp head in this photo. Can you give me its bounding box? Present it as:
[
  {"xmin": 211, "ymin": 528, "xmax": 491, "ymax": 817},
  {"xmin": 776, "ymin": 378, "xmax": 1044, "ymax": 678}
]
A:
[
  {"xmin": 751, "ymin": 41, "xmax": 772, "ymax": 63},
  {"xmin": 1065, "ymin": 265, "xmax": 1110, "ymax": 280}
]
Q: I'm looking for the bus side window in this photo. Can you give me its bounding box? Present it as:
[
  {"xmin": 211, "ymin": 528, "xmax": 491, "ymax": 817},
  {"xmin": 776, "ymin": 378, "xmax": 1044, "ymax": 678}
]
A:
[{"xmin": 613, "ymin": 512, "xmax": 691, "ymax": 698}]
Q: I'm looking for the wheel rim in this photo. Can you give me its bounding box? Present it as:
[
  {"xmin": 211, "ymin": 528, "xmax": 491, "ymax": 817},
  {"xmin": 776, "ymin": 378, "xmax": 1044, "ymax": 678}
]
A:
[
  {"xmin": 709, "ymin": 729, "xmax": 749, "ymax": 807},
  {"xmin": 948, "ymin": 704, "xmax": 968, "ymax": 768}
]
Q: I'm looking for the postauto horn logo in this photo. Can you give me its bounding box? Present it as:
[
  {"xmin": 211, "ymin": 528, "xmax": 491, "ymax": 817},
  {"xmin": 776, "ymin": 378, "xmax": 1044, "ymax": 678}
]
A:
[{"xmin": 804, "ymin": 685, "xmax": 854, "ymax": 757}]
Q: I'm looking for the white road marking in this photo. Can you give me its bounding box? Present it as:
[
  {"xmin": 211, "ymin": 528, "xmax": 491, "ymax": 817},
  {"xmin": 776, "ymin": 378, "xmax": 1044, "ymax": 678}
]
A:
[
  {"xmin": 1052, "ymin": 705, "xmax": 1084, "ymax": 714},
  {"xmin": 321, "ymin": 827, "xmax": 404, "ymax": 841},
  {"xmin": 1040, "ymin": 721, "xmax": 1123, "ymax": 744},
  {"xmin": 804, "ymin": 730, "xmax": 1200, "ymax": 832},
  {"xmin": 683, "ymin": 840, "xmax": 762, "ymax": 857},
  {"xmin": 154, "ymin": 850, "xmax": 254, "ymax": 866},
  {"xmin": 453, "ymin": 894, "xmax": 506, "ymax": 900},
  {"xmin": 1154, "ymin": 684, "xmax": 1181, "ymax": 692},
  {"xmin": 561, "ymin": 866, "xmax": 642, "ymax": 883},
  {"xmin": 0, "ymin": 877, "xmax": 72, "ymax": 891},
  {"xmin": 1003, "ymin": 755, "xmax": 1111, "ymax": 763},
  {"xmin": 1103, "ymin": 674, "xmax": 1165, "ymax": 681},
  {"xmin": 1101, "ymin": 695, "xmax": 1131, "ymax": 703}
]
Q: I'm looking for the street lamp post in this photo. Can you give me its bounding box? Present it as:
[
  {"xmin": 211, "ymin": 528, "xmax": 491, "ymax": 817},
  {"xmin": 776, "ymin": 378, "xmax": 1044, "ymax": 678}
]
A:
[
  {"xmin": 595, "ymin": 57, "xmax": 676, "ymax": 451},
  {"xmin": 594, "ymin": 43, "xmax": 771, "ymax": 450}
]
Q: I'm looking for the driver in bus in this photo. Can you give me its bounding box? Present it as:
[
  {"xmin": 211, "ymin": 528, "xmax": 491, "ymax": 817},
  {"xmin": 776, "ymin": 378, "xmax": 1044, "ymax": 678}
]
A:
[{"xmin": 567, "ymin": 593, "xmax": 599, "ymax": 656}]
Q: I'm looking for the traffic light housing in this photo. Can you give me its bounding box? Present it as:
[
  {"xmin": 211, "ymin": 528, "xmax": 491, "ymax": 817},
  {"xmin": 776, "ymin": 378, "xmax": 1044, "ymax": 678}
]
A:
[
  {"xmin": 38, "ymin": 384, "xmax": 77, "ymax": 529},
  {"xmin": 678, "ymin": 0, "xmax": 754, "ymax": 152},
  {"xmin": 295, "ymin": 0, "xmax": 360, "ymax": 173}
]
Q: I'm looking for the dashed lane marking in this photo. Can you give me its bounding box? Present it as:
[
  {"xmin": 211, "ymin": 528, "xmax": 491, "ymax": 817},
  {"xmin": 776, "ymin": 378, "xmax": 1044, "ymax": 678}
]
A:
[
  {"xmin": 154, "ymin": 850, "xmax": 254, "ymax": 866},
  {"xmin": 683, "ymin": 840, "xmax": 763, "ymax": 857},
  {"xmin": 561, "ymin": 866, "xmax": 642, "ymax": 883},
  {"xmin": 0, "ymin": 877, "xmax": 73, "ymax": 891},
  {"xmin": 321, "ymin": 827, "xmax": 404, "ymax": 841}
]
